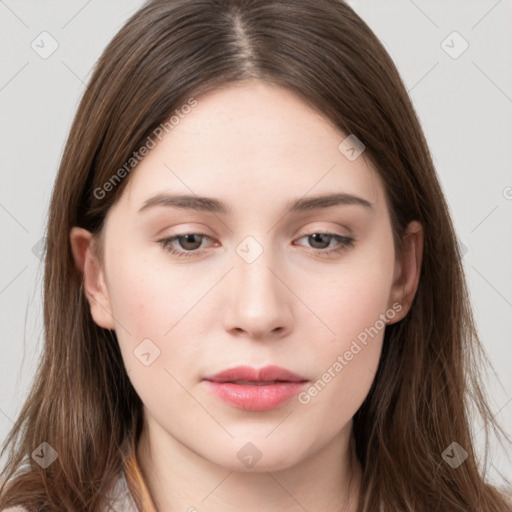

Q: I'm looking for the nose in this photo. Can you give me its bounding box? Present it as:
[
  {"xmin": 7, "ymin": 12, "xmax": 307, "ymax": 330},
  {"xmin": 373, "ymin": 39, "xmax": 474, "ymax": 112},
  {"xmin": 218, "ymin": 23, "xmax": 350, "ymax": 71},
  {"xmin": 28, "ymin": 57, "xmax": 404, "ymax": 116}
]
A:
[{"xmin": 222, "ymin": 243, "xmax": 293, "ymax": 340}]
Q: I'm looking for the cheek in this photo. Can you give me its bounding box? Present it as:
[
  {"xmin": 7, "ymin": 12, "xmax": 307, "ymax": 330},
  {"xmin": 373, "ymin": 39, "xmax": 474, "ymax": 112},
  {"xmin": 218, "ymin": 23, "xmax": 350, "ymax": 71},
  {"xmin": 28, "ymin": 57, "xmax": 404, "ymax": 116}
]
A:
[
  {"xmin": 105, "ymin": 245, "xmax": 190, "ymax": 335},
  {"xmin": 295, "ymin": 244, "xmax": 394, "ymax": 415},
  {"xmin": 105, "ymin": 260, "xmax": 199, "ymax": 414},
  {"xmin": 108, "ymin": 271, "xmax": 165, "ymax": 336},
  {"xmin": 302, "ymin": 244, "xmax": 395, "ymax": 350},
  {"xmin": 103, "ymin": 244, "xmax": 219, "ymax": 389},
  {"xmin": 297, "ymin": 278, "xmax": 389, "ymax": 429},
  {"xmin": 102, "ymin": 250, "xmax": 188, "ymax": 374}
]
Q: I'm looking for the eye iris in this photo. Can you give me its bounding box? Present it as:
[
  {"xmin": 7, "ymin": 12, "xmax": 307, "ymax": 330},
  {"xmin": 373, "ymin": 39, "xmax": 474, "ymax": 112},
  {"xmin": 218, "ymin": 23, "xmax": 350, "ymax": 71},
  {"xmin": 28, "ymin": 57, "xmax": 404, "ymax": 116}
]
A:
[
  {"xmin": 309, "ymin": 233, "xmax": 330, "ymax": 249},
  {"xmin": 179, "ymin": 234, "xmax": 202, "ymax": 250}
]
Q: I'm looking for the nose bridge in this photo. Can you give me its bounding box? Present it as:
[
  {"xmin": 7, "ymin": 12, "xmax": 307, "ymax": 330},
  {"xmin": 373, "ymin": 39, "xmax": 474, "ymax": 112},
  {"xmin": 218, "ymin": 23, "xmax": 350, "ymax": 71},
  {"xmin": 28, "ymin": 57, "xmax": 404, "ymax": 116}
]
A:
[
  {"xmin": 223, "ymin": 234, "xmax": 292, "ymax": 337},
  {"xmin": 233, "ymin": 234, "xmax": 283, "ymax": 308}
]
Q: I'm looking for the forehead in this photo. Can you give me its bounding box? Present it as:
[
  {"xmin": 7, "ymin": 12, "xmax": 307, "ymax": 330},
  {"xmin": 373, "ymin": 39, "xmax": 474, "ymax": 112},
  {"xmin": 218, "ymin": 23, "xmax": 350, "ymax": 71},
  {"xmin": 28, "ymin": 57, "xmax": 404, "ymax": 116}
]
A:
[{"xmin": 115, "ymin": 80, "xmax": 386, "ymax": 216}]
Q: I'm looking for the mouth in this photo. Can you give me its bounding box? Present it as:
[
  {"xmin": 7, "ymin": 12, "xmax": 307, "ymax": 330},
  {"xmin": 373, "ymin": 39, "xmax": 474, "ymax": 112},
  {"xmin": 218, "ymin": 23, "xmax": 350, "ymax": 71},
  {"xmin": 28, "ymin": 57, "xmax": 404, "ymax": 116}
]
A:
[{"xmin": 203, "ymin": 365, "xmax": 309, "ymax": 411}]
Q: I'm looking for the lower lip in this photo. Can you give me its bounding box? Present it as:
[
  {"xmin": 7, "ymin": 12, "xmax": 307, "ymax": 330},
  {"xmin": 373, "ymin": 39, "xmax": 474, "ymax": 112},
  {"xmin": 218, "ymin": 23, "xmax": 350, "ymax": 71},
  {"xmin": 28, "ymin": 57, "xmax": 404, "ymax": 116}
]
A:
[{"xmin": 204, "ymin": 381, "xmax": 308, "ymax": 411}]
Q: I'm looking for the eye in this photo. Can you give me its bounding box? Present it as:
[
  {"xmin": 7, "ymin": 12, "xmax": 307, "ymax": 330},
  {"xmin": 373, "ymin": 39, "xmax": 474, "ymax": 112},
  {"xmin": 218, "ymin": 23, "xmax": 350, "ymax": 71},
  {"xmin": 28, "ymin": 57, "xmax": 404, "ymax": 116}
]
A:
[
  {"xmin": 157, "ymin": 231, "xmax": 355, "ymax": 259},
  {"xmin": 158, "ymin": 233, "xmax": 214, "ymax": 258},
  {"xmin": 294, "ymin": 232, "xmax": 354, "ymax": 257}
]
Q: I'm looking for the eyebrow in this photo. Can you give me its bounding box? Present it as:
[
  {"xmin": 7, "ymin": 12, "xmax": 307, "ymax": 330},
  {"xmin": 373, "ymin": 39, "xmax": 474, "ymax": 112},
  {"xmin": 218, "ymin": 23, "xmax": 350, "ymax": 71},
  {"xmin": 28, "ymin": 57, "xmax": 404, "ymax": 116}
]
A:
[{"xmin": 138, "ymin": 192, "xmax": 373, "ymax": 215}]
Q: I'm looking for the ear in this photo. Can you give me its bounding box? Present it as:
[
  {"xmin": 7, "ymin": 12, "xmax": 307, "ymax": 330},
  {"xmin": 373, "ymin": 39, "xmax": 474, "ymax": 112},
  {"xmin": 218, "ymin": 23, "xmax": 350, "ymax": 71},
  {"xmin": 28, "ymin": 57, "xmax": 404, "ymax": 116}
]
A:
[
  {"xmin": 387, "ymin": 220, "xmax": 424, "ymax": 324},
  {"xmin": 70, "ymin": 227, "xmax": 116, "ymax": 330}
]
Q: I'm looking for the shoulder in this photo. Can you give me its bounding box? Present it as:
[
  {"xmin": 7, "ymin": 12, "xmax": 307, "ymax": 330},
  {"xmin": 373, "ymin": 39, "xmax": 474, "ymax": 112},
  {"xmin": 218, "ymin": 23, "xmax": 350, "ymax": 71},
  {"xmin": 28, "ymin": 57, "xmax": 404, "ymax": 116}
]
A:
[{"xmin": 1, "ymin": 508, "xmax": 30, "ymax": 512}]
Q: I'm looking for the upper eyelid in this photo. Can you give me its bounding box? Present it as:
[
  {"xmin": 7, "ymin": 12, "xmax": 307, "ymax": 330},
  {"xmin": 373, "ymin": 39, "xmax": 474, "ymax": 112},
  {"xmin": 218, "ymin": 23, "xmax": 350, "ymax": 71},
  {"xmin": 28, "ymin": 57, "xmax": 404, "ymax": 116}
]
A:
[{"xmin": 160, "ymin": 229, "xmax": 350, "ymax": 240}]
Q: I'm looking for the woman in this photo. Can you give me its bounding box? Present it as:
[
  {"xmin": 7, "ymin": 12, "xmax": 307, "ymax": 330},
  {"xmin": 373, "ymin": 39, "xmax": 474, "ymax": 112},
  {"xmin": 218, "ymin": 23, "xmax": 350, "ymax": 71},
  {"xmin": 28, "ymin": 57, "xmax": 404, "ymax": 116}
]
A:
[{"xmin": 1, "ymin": 0, "xmax": 510, "ymax": 510}]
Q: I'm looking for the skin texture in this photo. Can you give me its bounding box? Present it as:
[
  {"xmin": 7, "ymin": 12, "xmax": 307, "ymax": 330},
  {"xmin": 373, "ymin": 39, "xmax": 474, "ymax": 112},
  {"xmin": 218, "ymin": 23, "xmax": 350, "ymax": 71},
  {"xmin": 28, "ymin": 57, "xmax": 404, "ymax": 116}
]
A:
[{"xmin": 70, "ymin": 79, "xmax": 423, "ymax": 511}]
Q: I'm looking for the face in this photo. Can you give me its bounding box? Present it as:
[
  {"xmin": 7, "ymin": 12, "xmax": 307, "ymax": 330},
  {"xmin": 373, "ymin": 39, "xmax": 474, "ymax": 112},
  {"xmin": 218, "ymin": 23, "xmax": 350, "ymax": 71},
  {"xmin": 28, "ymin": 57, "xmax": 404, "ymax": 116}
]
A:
[{"xmin": 72, "ymin": 79, "xmax": 421, "ymax": 473}]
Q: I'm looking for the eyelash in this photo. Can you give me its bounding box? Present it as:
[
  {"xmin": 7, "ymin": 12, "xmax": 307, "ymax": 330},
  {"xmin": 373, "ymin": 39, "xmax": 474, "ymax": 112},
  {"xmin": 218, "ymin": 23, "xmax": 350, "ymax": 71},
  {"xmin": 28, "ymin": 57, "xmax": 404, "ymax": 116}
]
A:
[{"xmin": 157, "ymin": 231, "xmax": 355, "ymax": 259}]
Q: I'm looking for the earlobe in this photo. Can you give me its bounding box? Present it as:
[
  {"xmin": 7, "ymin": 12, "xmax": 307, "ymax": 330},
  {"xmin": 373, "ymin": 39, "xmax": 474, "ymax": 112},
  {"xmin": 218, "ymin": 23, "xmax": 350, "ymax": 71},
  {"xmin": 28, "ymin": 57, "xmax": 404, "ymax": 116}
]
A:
[
  {"xmin": 387, "ymin": 221, "xmax": 424, "ymax": 324},
  {"xmin": 69, "ymin": 227, "xmax": 116, "ymax": 330}
]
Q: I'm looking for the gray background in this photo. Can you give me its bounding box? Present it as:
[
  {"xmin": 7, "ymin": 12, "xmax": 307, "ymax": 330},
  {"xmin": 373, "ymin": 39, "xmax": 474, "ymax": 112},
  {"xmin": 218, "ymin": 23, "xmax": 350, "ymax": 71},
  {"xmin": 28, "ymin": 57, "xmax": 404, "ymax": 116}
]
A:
[{"xmin": 1, "ymin": 0, "xmax": 511, "ymax": 483}]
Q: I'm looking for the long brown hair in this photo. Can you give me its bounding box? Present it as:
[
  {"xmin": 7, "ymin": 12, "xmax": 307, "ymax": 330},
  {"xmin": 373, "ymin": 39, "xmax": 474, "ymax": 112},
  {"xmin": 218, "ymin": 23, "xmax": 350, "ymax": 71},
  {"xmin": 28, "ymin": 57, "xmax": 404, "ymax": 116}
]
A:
[{"xmin": 1, "ymin": 0, "xmax": 510, "ymax": 510}]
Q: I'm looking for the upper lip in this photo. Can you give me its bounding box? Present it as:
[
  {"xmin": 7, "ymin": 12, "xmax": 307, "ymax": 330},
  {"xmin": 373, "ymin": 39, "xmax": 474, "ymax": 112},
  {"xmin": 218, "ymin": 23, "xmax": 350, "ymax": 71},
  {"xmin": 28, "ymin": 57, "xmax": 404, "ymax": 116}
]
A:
[{"xmin": 204, "ymin": 365, "xmax": 308, "ymax": 383}]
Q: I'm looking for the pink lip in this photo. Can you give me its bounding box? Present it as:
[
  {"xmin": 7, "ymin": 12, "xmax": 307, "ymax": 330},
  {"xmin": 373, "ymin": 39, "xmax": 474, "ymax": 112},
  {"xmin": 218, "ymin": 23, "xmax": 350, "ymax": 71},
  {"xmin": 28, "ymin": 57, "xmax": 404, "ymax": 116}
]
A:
[
  {"xmin": 204, "ymin": 365, "xmax": 306, "ymax": 383},
  {"xmin": 203, "ymin": 365, "xmax": 308, "ymax": 412}
]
